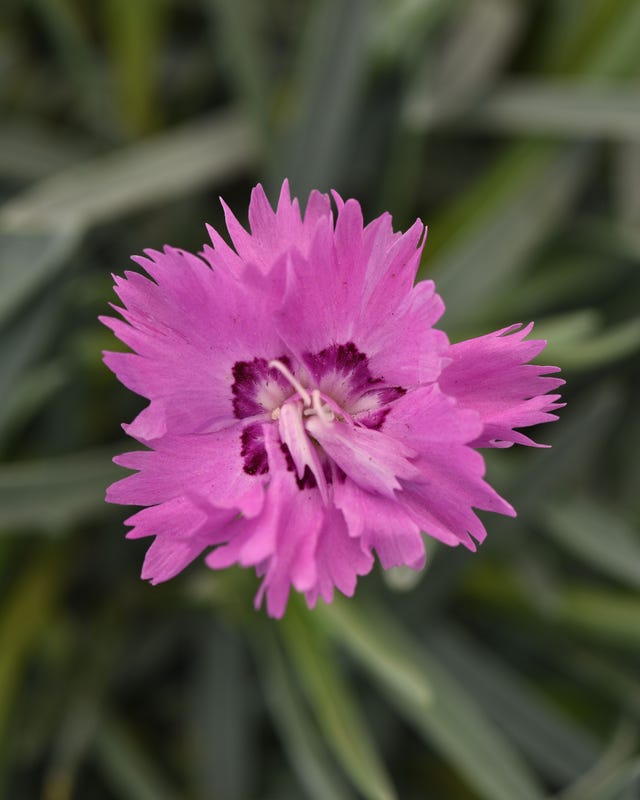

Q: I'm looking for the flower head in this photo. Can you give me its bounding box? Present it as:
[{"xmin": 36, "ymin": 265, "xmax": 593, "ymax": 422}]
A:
[{"xmin": 102, "ymin": 181, "xmax": 563, "ymax": 617}]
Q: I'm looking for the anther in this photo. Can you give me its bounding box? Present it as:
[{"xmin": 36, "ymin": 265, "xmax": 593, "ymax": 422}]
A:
[{"xmin": 311, "ymin": 389, "xmax": 335, "ymax": 423}]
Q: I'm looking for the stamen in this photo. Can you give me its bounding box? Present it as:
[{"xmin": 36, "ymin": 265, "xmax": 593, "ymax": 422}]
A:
[
  {"xmin": 269, "ymin": 360, "xmax": 311, "ymax": 406},
  {"xmin": 311, "ymin": 389, "xmax": 335, "ymax": 423}
]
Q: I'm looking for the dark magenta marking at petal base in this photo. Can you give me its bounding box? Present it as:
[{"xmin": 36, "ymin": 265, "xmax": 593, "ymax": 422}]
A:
[
  {"xmin": 357, "ymin": 387, "xmax": 406, "ymax": 430},
  {"xmin": 280, "ymin": 443, "xmax": 318, "ymax": 490},
  {"xmin": 241, "ymin": 424, "xmax": 268, "ymax": 475},
  {"xmin": 304, "ymin": 342, "xmax": 382, "ymax": 396},
  {"xmin": 232, "ymin": 355, "xmax": 292, "ymax": 419}
]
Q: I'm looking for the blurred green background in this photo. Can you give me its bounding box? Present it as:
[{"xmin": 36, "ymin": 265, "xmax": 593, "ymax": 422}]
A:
[{"xmin": 1, "ymin": 1, "xmax": 640, "ymax": 798}]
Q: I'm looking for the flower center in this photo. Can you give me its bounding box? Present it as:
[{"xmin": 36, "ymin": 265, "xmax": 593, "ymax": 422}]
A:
[
  {"xmin": 231, "ymin": 344, "xmax": 407, "ymax": 490},
  {"xmin": 268, "ymin": 359, "xmax": 336, "ymax": 424}
]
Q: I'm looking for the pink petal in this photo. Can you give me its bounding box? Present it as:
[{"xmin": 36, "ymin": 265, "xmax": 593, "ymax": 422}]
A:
[
  {"xmin": 305, "ymin": 507, "xmax": 374, "ymax": 609},
  {"xmin": 440, "ymin": 323, "xmax": 564, "ymax": 447},
  {"xmin": 125, "ymin": 496, "xmax": 236, "ymax": 584},
  {"xmin": 106, "ymin": 425, "xmax": 265, "ymax": 514},
  {"xmin": 333, "ymin": 480, "xmax": 425, "ymax": 570},
  {"xmin": 383, "ymin": 385, "xmax": 514, "ymax": 548},
  {"xmin": 305, "ymin": 416, "xmax": 421, "ymax": 498}
]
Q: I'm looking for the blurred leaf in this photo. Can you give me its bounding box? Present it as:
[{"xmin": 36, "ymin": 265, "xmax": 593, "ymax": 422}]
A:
[
  {"xmin": 0, "ymin": 449, "xmax": 121, "ymax": 533},
  {"xmin": 256, "ymin": 628, "xmax": 355, "ymax": 800},
  {"xmin": 409, "ymin": 80, "xmax": 640, "ymax": 140},
  {"xmin": 404, "ymin": 0, "xmax": 524, "ymax": 127},
  {"xmin": 486, "ymin": 253, "xmax": 627, "ymax": 318},
  {"xmin": 559, "ymin": 727, "xmax": 640, "ymax": 800},
  {"xmin": 278, "ymin": 0, "xmax": 371, "ymax": 195},
  {"xmin": 204, "ymin": 0, "xmax": 270, "ymax": 137},
  {"xmin": 537, "ymin": 0, "xmax": 640, "ymax": 76},
  {"xmin": 537, "ymin": 311, "xmax": 640, "ymax": 370},
  {"xmin": 422, "ymin": 142, "xmax": 593, "ymax": 329},
  {"xmin": 326, "ymin": 599, "xmax": 545, "ymax": 800},
  {"xmin": 575, "ymin": 217, "xmax": 640, "ymax": 261},
  {"xmin": 508, "ymin": 383, "xmax": 622, "ymax": 510},
  {"xmin": 0, "ymin": 290, "xmax": 60, "ymax": 408},
  {"xmin": 466, "ymin": 567, "xmax": 640, "ymax": 650},
  {"xmin": 542, "ymin": 498, "xmax": 640, "ymax": 589},
  {"xmin": 103, "ymin": 0, "xmax": 168, "ymax": 136},
  {"xmin": 564, "ymin": 650, "xmax": 640, "ymax": 723},
  {"xmin": 43, "ymin": 616, "xmax": 122, "ymax": 800},
  {"xmin": 31, "ymin": 0, "xmax": 108, "ymax": 132},
  {"xmin": 613, "ymin": 142, "xmax": 640, "ymax": 223},
  {"xmin": 384, "ymin": 0, "xmax": 521, "ymax": 217},
  {"xmin": 0, "ymin": 122, "xmax": 94, "ymax": 181},
  {"xmin": 416, "ymin": 0, "xmax": 640, "ymax": 327},
  {"xmin": 584, "ymin": 759, "xmax": 640, "ymax": 800},
  {"xmin": 280, "ymin": 601, "xmax": 397, "ymax": 800},
  {"xmin": 0, "ymin": 549, "xmax": 62, "ymax": 748},
  {"xmin": 189, "ymin": 625, "xmax": 257, "ymax": 800},
  {"xmin": 585, "ymin": 0, "xmax": 640, "ymax": 77},
  {"xmin": 427, "ymin": 624, "xmax": 600, "ymax": 783},
  {"xmin": 93, "ymin": 716, "xmax": 177, "ymax": 800},
  {"xmin": 558, "ymin": 588, "xmax": 640, "ymax": 648},
  {"xmin": 0, "ymin": 227, "xmax": 81, "ymax": 325},
  {"xmin": 371, "ymin": 0, "xmax": 455, "ymax": 64},
  {"xmin": 0, "ymin": 362, "xmax": 67, "ymax": 449},
  {"xmin": 319, "ymin": 596, "xmax": 432, "ymax": 710},
  {"xmin": 0, "ymin": 111, "xmax": 255, "ymax": 232},
  {"xmin": 535, "ymin": 0, "xmax": 618, "ymax": 71}
]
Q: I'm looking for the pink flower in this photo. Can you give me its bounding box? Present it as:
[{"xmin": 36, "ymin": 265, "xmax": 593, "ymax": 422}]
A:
[{"xmin": 101, "ymin": 181, "xmax": 563, "ymax": 618}]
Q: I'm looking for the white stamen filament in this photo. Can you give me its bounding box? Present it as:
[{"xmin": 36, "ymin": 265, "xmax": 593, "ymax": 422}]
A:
[
  {"xmin": 311, "ymin": 389, "xmax": 334, "ymax": 423},
  {"xmin": 269, "ymin": 359, "xmax": 311, "ymax": 406}
]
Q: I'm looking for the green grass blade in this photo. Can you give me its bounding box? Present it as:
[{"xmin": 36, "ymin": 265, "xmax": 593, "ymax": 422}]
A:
[
  {"xmin": 404, "ymin": 0, "xmax": 524, "ymax": 128},
  {"xmin": 188, "ymin": 626, "xmax": 258, "ymax": 800},
  {"xmin": 414, "ymin": 81, "xmax": 640, "ymax": 140},
  {"xmin": 103, "ymin": 0, "xmax": 168, "ymax": 136},
  {"xmin": 318, "ymin": 596, "xmax": 432, "ymax": 710},
  {"xmin": 0, "ymin": 549, "xmax": 62, "ymax": 748},
  {"xmin": 93, "ymin": 716, "xmax": 178, "ymax": 800},
  {"xmin": 614, "ymin": 141, "xmax": 640, "ymax": 223},
  {"xmin": 542, "ymin": 499, "xmax": 640, "ymax": 589},
  {"xmin": 0, "ymin": 291, "xmax": 60, "ymax": 409},
  {"xmin": 30, "ymin": 0, "xmax": 108, "ymax": 133},
  {"xmin": 558, "ymin": 589, "xmax": 640, "ymax": 649},
  {"xmin": 280, "ymin": 601, "xmax": 397, "ymax": 800},
  {"xmin": 0, "ymin": 362, "xmax": 67, "ymax": 449},
  {"xmin": 254, "ymin": 628, "xmax": 355, "ymax": 800},
  {"xmin": 326, "ymin": 599, "xmax": 545, "ymax": 800},
  {"xmin": 507, "ymin": 383, "xmax": 622, "ymax": 510},
  {"xmin": 371, "ymin": 0, "xmax": 456, "ymax": 64},
  {"xmin": 277, "ymin": 0, "xmax": 372, "ymax": 195},
  {"xmin": 413, "ymin": 0, "xmax": 640, "ymax": 328},
  {"xmin": 465, "ymin": 567, "xmax": 640, "ymax": 651},
  {"xmin": 422, "ymin": 143, "xmax": 593, "ymax": 329},
  {"xmin": 0, "ymin": 121, "xmax": 94, "ymax": 181},
  {"xmin": 0, "ymin": 449, "xmax": 121, "ymax": 533},
  {"xmin": 427, "ymin": 624, "xmax": 600, "ymax": 783},
  {"xmin": 0, "ymin": 227, "xmax": 81, "ymax": 325},
  {"xmin": 0, "ymin": 111, "xmax": 255, "ymax": 233},
  {"xmin": 204, "ymin": 0, "xmax": 270, "ymax": 137},
  {"xmin": 537, "ymin": 312, "xmax": 640, "ymax": 370}
]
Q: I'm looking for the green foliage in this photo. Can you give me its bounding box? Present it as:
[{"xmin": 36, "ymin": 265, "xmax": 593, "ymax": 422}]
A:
[{"xmin": 1, "ymin": 1, "xmax": 639, "ymax": 798}]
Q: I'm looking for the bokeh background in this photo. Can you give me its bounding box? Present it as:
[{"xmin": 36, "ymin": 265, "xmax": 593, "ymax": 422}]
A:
[{"xmin": 1, "ymin": 1, "xmax": 640, "ymax": 798}]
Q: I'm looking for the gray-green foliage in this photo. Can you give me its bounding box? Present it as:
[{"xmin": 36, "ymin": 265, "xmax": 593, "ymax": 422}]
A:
[{"xmin": 1, "ymin": 0, "xmax": 639, "ymax": 797}]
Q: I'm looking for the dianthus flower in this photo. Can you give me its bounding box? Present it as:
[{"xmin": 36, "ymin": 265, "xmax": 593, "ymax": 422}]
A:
[{"xmin": 102, "ymin": 181, "xmax": 563, "ymax": 617}]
